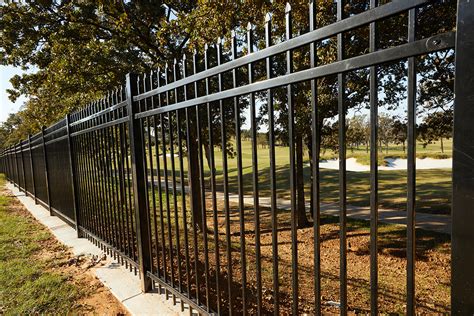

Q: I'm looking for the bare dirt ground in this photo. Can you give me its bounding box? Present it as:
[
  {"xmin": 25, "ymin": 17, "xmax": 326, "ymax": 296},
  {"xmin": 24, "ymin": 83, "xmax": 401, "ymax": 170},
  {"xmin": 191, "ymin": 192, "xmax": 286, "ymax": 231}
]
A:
[{"xmin": 158, "ymin": 198, "xmax": 451, "ymax": 315}]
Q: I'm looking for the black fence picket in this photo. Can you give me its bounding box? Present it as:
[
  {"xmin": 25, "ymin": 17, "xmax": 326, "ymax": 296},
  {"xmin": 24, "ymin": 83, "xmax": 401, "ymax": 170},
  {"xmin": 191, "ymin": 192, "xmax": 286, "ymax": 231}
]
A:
[{"xmin": 0, "ymin": 1, "xmax": 473, "ymax": 314}]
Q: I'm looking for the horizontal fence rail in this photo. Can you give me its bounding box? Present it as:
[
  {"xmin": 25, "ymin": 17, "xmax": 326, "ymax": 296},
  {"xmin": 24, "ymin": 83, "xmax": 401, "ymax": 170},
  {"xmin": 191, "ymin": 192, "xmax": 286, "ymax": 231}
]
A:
[{"xmin": 1, "ymin": 0, "xmax": 473, "ymax": 314}]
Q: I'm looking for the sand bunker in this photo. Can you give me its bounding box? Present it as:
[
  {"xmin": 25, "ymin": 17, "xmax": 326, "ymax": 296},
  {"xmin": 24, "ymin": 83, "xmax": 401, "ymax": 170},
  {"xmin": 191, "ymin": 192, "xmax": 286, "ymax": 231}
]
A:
[{"xmin": 318, "ymin": 157, "xmax": 452, "ymax": 172}]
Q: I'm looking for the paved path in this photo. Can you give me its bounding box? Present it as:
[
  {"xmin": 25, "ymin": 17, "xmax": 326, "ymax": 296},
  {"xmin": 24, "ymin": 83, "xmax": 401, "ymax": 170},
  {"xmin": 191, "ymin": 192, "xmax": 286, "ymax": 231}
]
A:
[{"xmin": 152, "ymin": 179, "xmax": 451, "ymax": 235}]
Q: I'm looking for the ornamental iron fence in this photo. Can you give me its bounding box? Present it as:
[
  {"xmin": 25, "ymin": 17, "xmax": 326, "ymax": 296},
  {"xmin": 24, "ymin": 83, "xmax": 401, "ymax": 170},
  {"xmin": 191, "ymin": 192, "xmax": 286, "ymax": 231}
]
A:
[{"xmin": 1, "ymin": 0, "xmax": 473, "ymax": 314}]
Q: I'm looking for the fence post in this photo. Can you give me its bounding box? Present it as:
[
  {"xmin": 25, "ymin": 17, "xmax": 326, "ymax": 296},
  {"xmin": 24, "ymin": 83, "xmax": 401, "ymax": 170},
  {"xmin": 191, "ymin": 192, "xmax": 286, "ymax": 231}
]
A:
[
  {"xmin": 7, "ymin": 148, "xmax": 11, "ymax": 182},
  {"xmin": 14, "ymin": 143, "xmax": 19, "ymax": 189},
  {"xmin": 8, "ymin": 148, "xmax": 12, "ymax": 182},
  {"xmin": 5, "ymin": 151, "xmax": 8, "ymax": 180},
  {"xmin": 11, "ymin": 147, "xmax": 14, "ymax": 183},
  {"xmin": 28, "ymin": 135, "xmax": 37, "ymax": 204},
  {"xmin": 5, "ymin": 150, "xmax": 8, "ymax": 181},
  {"xmin": 66, "ymin": 114, "xmax": 81, "ymax": 237},
  {"xmin": 6, "ymin": 149, "xmax": 10, "ymax": 182},
  {"xmin": 20, "ymin": 141, "xmax": 26, "ymax": 194},
  {"xmin": 42, "ymin": 126, "xmax": 53, "ymax": 216},
  {"xmin": 452, "ymin": 0, "xmax": 474, "ymax": 313},
  {"xmin": 18, "ymin": 144, "xmax": 21, "ymax": 189},
  {"xmin": 9, "ymin": 148, "xmax": 11, "ymax": 183},
  {"xmin": 126, "ymin": 73, "xmax": 152, "ymax": 292}
]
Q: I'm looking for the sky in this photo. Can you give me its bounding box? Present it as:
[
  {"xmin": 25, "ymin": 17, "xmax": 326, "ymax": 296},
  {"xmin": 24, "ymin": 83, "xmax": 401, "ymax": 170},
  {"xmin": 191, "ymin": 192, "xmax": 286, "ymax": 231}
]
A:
[{"xmin": 0, "ymin": 65, "xmax": 29, "ymax": 123}]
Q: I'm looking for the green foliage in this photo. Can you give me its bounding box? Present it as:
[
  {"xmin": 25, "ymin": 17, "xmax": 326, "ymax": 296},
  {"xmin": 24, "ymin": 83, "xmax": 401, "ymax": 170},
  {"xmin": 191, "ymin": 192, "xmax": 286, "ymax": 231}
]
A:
[
  {"xmin": 0, "ymin": 1, "xmax": 191, "ymax": 143},
  {"xmin": 0, "ymin": 0, "xmax": 457, "ymax": 153},
  {"xmin": 417, "ymin": 109, "xmax": 453, "ymax": 151},
  {"xmin": 329, "ymin": 113, "xmax": 452, "ymax": 156},
  {"xmin": 347, "ymin": 115, "xmax": 369, "ymax": 152},
  {"xmin": 0, "ymin": 113, "xmax": 24, "ymax": 147}
]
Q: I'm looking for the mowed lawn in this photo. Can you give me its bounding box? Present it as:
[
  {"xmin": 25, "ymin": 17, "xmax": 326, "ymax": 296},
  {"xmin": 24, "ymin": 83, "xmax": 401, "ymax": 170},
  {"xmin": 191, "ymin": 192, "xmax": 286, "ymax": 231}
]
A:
[
  {"xmin": 0, "ymin": 176, "xmax": 82, "ymax": 314},
  {"xmin": 0, "ymin": 175, "xmax": 127, "ymax": 314},
  {"xmin": 150, "ymin": 139, "xmax": 452, "ymax": 214}
]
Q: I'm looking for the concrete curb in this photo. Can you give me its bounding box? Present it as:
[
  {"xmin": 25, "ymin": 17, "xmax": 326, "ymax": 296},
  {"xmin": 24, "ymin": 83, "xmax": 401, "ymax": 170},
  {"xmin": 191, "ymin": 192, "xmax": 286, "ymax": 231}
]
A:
[{"xmin": 6, "ymin": 182, "xmax": 186, "ymax": 316}]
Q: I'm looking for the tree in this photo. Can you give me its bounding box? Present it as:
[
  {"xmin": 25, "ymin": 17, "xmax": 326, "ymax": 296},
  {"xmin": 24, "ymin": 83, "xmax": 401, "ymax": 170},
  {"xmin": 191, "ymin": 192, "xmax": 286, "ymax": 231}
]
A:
[
  {"xmin": 347, "ymin": 115, "xmax": 367, "ymax": 152},
  {"xmin": 0, "ymin": 113, "xmax": 25, "ymax": 147},
  {"xmin": 378, "ymin": 114, "xmax": 393, "ymax": 154},
  {"xmin": 390, "ymin": 117, "xmax": 407, "ymax": 153},
  {"xmin": 320, "ymin": 121, "xmax": 339, "ymax": 154},
  {"xmin": 0, "ymin": 1, "xmax": 197, "ymax": 139},
  {"xmin": 255, "ymin": 1, "xmax": 403, "ymax": 227},
  {"xmin": 241, "ymin": 129, "xmax": 252, "ymax": 142},
  {"xmin": 257, "ymin": 133, "xmax": 269, "ymax": 149},
  {"xmin": 417, "ymin": 109, "xmax": 453, "ymax": 152}
]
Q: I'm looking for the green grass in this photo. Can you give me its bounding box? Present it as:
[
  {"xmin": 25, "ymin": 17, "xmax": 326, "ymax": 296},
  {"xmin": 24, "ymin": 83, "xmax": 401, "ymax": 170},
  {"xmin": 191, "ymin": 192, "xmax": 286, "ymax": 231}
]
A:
[
  {"xmin": 149, "ymin": 138, "xmax": 452, "ymax": 214},
  {"xmin": 150, "ymin": 138, "xmax": 452, "ymax": 174},
  {"xmin": 244, "ymin": 167, "xmax": 452, "ymax": 214},
  {"xmin": 0, "ymin": 174, "xmax": 83, "ymax": 314}
]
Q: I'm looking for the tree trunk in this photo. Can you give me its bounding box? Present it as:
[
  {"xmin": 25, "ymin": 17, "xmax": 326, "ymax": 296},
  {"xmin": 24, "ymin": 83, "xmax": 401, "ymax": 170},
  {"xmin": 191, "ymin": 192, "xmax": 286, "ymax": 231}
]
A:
[
  {"xmin": 187, "ymin": 112, "xmax": 203, "ymax": 232},
  {"xmin": 204, "ymin": 143, "xmax": 212, "ymax": 172},
  {"xmin": 296, "ymin": 134, "xmax": 310, "ymax": 228},
  {"xmin": 309, "ymin": 151, "xmax": 314, "ymax": 220},
  {"xmin": 203, "ymin": 142, "xmax": 214, "ymax": 188},
  {"xmin": 403, "ymin": 141, "xmax": 406, "ymax": 153},
  {"xmin": 308, "ymin": 126, "xmax": 322, "ymax": 221},
  {"xmin": 440, "ymin": 137, "xmax": 444, "ymax": 153}
]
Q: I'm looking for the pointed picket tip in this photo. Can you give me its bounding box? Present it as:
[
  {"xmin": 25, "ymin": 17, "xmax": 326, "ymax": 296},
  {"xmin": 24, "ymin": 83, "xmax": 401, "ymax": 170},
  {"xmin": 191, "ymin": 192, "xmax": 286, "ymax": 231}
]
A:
[
  {"xmin": 173, "ymin": 58, "xmax": 177, "ymax": 65},
  {"xmin": 193, "ymin": 49, "xmax": 198, "ymax": 55},
  {"xmin": 182, "ymin": 53, "xmax": 187, "ymax": 61},
  {"xmin": 231, "ymin": 30, "xmax": 236, "ymax": 38},
  {"xmin": 285, "ymin": 2, "xmax": 292, "ymax": 13},
  {"xmin": 165, "ymin": 62, "xmax": 169, "ymax": 69},
  {"xmin": 309, "ymin": 0, "xmax": 315, "ymax": 16},
  {"xmin": 247, "ymin": 22, "xmax": 252, "ymax": 31},
  {"xmin": 265, "ymin": 12, "xmax": 272, "ymax": 23},
  {"xmin": 217, "ymin": 37, "xmax": 223, "ymax": 45},
  {"xmin": 204, "ymin": 43, "xmax": 209, "ymax": 50}
]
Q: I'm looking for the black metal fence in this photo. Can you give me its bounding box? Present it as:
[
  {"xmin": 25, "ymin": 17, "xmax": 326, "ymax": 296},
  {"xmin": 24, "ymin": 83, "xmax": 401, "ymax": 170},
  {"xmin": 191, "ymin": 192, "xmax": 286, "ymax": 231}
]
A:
[{"xmin": 1, "ymin": 0, "xmax": 474, "ymax": 314}]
